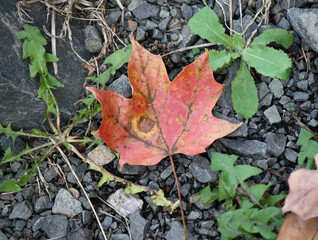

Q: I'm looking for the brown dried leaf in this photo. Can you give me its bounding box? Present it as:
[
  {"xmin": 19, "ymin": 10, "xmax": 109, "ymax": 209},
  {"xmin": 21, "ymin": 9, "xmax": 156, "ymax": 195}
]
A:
[
  {"xmin": 282, "ymin": 154, "xmax": 318, "ymax": 220},
  {"xmin": 277, "ymin": 213, "xmax": 318, "ymax": 240}
]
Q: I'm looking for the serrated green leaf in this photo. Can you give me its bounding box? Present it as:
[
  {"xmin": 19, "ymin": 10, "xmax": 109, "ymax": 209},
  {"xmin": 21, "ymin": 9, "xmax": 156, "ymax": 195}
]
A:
[
  {"xmin": 232, "ymin": 33, "xmax": 244, "ymax": 50},
  {"xmin": 102, "ymin": 44, "xmax": 132, "ymax": 73},
  {"xmin": 296, "ymin": 128, "xmax": 318, "ymax": 169},
  {"xmin": 250, "ymin": 29, "xmax": 293, "ymax": 49},
  {"xmin": 21, "ymin": 24, "xmax": 46, "ymax": 45},
  {"xmin": 189, "ymin": 7, "xmax": 235, "ymax": 49},
  {"xmin": 231, "ymin": 61, "xmax": 258, "ymax": 119},
  {"xmin": 209, "ymin": 50, "xmax": 232, "ymax": 72},
  {"xmin": 242, "ymin": 46, "xmax": 292, "ymax": 80},
  {"xmin": 46, "ymin": 73, "xmax": 64, "ymax": 88},
  {"xmin": 88, "ymin": 164, "xmax": 115, "ymax": 186},
  {"xmin": 22, "ymin": 40, "xmax": 29, "ymax": 59},
  {"xmin": 260, "ymin": 194, "xmax": 286, "ymax": 207},
  {"xmin": 211, "ymin": 152, "xmax": 261, "ymax": 180},
  {"xmin": 251, "ymin": 207, "xmax": 281, "ymax": 224},
  {"xmin": 93, "ymin": 45, "xmax": 131, "ymax": 86},
  {"xmin": 0, "ymin": 122, "xmax": 20, "ymax": 144},
  {"xmin": 219, "ymin": 173, "xmax": 237, "ymax": 200},
  {"xmin": 300, "ymin": 141, "xmax": 318, "ymax": 169},
  {"xmin": 235, "ymin": 165, "xmax": 262, "ymax": 182},
  {"xmin": 1, "ymin": 147, "xmax": 18, "ymax": 164},
  {"xmin": 190, "ymin": 183, "xmax": 218, "ymax": 205},
  {"xmin": 240, "ymin": 197, "xmax": 254, "ymax": 210},
  {"xmin": 211, "ymin": 152, "xmax": 262, "ymax": 201},
  {"xmin": 245, "ymin": 183, "xmax": 272, "ymax": 202},
  {"xmin": 28, "ymin": 40, "xmax": 47, "ymax": 75},
  {"xmin": 124, "ymin": 185, "xmax": 145, "ymax": 194},
  {"xmin": 150, "ymin": 189, "xmax": 179, "ymax": 213},
  {"xmin": 296, "ymin": 128, "xmax": 314, "ymax": 145},
  {"xmin": 77, "ymin": 94, "xmax": 96, "ymax": 107},
  {"xmin": 257, "ymin": 225, "xmax": 277, "ymax": 239},
  {"xmin": 211, "ymin": 152, "xmax": 238, "ymax": 171},
  {"xmin": 44, "ymin": 53, "xmax": 59, "ymax": 62},
  {"xmin": 17, "ymin": 30, "xmax": 29, "ymax": 40},
  {"xmin": 18, "ymin": 170, "xmax": 36, "ymax": 185},
  {"xmin": 0, "ymin": 180, "xmax": 22, "ymax": 192}
]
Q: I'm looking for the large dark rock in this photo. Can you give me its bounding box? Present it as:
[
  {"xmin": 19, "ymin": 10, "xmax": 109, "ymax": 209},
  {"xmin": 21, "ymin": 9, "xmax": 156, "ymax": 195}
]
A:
[
  {"xmin": 287, "ymin": 8, "xmax": 318, "ymax": 52},
  {"xmin": 0, "ymin": 1, "xmax": 90, "ymax": 130}
]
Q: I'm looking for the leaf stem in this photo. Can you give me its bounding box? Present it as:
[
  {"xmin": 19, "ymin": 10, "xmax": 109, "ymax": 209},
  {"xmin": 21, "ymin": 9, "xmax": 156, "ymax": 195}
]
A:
[
  {"xmin": 0, "ymin": 142, "xmax": 54, "ymax": 164},
  {"xmin": 0, "ymin": 130, "xmax": 51, "ymax": 139},
  {"xmin": 169, "ymin": 154, "xmax": 188, "ymax": 240}
]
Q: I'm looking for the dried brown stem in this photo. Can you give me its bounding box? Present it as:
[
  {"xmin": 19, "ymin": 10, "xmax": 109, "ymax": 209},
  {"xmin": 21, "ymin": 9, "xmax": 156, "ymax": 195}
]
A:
[{"xmin": 169, "ymin": 154, "xmax": 188, "ymax": 240}]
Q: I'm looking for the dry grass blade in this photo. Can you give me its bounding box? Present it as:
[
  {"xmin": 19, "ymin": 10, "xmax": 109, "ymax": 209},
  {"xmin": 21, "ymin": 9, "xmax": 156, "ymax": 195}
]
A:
[
  {"xmin": 99, "ymin": 198, "xmax": 132, "ymax": 240},
  {"xmin": 49, "ymin": 138, "xmax": 108, "ymax": 240},
  {"xmin": 161, "ymin": 43, "xmax": 215, "ymax": 57}
]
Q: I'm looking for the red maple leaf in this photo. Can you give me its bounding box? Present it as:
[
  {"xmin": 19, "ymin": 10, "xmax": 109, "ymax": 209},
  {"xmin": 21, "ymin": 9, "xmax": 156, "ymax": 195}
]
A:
[{"xmin": 88, "ymin": 37, "xmax": 241, "ymax": 167}]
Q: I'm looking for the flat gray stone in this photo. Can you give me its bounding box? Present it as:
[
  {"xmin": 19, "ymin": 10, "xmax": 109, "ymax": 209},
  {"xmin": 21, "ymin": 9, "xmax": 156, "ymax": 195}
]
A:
[
  {"xmin": 129, "ymin": 211, "xmax": 150, "ymax": 240},
  {"xmin": 67, "ymin": 229, "xmax": 93, "ymax": 240},
  {"xmin": 256, "ymin": 160, "xmax": 268, "ymax": 170},
  {"xmin": 179, "ymin": 24, "xmax": 197, "ymax": 48},
  {"xmin": 83, "ymin": 26, "xmax": 102, "ymax": 53},
  {"xmin": 52, "ymin": 188, "xmax": 83, "ymax": 218},
  {"xmin": 9, "ymin": 201, "xmax": 33, "ymax": 220},
  {"xmin": 266, "ymin": 133, "xmax": 287, "ymax": 157},
  {"xmin": 287, "ymin": 8, "xmax": 318, "ymax": 51},
  {"xmin": 189, "ymin": 156, "xmax": 218, "ymax": 183},
  {"xmin": 269, "ymin": 78, "xmax": 284, "ymax": 98},
  {"xmin": 165, "ymin": 221, "xmax": 187, "ymax": 240},
  {"xmin": 107, "ymin": 188, "xmax": 143, "ymax": 217},
  {"xmin": 34, "ymin": 195, "xmax": 53, "ymax": 213},
  {"xmin": 257, "ymin": 82, "xmax": 270, "ymax": 100},
  {"xmin": 158, "ymin": 16, "xmax": 171, "ymax": 31},
  {"xmin": 188, "ymin": 211, "xmax": 201, "ymax": 220},
  {"xmin": 107, "ymin": 10, "xmax": 121, "ymax": 25},
  {"xmin": 112, "ymin": 234, "xmax": 130, "ymax": 240},
  {"xmin": 132, "ymin": 3, "xmax": 160, "ymax": 20},
  {"xmin": 127, "ymin": 0, "xmax": 144, "ymax": 12},
  {"xmin": 220, "ymin": 139, "xmax": 267, "ymax": 159},
  {"xmin": 160, "ymin": 166, "xmax": 173, "ymax": 180},
  {"xmin": 40, "ymin": 215, "xmax": 69, "ymax": 240},
  {"xmin": 107, "ymin": 75, "xmax": 132, "ymax": 98},
  {"xmin": 264, "ymin": 105, "xmax": 281, "ymax": 124},
  {"xmin": 0, "ymin": 230, "xmax": 8, "ymax": 240},
  {"xmin": 284, "ymin": 148, "xmax": 298, "ymax": 163},
  {"xmin": 293, "ymin": 91, "xmax": 309, "ymax": 101},
  {"xmin": 87, "ymin": 145, "xmax": 116, "ymax": 166},
  {"xmin": 181, "ymin": 4, "xmax": 193, "ymax": 20}
]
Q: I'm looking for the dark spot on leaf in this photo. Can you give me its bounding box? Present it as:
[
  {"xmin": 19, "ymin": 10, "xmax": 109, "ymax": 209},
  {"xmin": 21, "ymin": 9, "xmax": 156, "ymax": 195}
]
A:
[{"xmin": 138, "ymin": 116, "xmax": 155, "ymax": 133}]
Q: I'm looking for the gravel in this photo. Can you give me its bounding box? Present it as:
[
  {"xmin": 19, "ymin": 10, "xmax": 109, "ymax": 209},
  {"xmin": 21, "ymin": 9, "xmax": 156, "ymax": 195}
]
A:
[{"xmin": 1, "ymin": 1, "xmax": 317, "ymax": 239}]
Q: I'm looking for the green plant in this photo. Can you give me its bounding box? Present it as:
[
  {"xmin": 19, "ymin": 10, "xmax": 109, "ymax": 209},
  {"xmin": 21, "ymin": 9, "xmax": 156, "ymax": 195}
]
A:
[
  {"xmin": 189, "ymin": 7, "xmax": 293, "ymax": 119},
  {"xmin": 296, "ymin": 128, "xmax": 318, "ymax": 169},
  {"xmin": 190, "ymin": 152, "xmax": 285, "ymax": 240}
]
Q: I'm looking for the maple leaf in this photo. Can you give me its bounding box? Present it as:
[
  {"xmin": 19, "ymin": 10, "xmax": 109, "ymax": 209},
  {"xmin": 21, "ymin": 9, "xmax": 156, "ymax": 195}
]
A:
[
  {"xmin": 88, "ymin": 37, "xmax": 241, "ymax": 167},
  {"xmin": 282, "ymin": 154, "xmax": 318, "ymax": 220}
]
